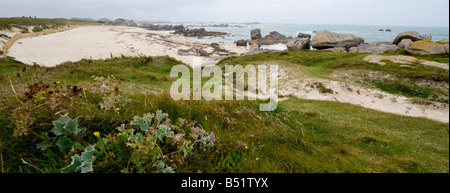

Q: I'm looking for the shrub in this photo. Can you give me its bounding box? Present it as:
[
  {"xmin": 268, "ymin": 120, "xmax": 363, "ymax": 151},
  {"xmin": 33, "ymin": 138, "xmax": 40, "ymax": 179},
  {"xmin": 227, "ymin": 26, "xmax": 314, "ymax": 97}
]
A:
[{"xmin": 32, "ymin": 26, "xmax": 43, "ymax": 32}]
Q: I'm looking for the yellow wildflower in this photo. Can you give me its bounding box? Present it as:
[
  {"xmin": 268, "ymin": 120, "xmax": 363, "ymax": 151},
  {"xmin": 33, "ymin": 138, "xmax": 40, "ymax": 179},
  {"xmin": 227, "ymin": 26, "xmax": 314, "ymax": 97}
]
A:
[
  {"xmin": 56, "ymin": 81, "xmax": 61, "ymax": 84},
  {"xmin": 94, "ymin": 131, "xmax": 100, "ymax": 137}
]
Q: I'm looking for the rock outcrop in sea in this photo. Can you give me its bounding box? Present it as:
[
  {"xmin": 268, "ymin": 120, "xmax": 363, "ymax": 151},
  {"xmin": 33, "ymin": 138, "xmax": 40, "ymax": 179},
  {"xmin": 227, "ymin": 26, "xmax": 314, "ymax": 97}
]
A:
[
  {"xmin": 392, "ymin": 31, "xmax": 432, "ymax": 45},
  {"xmin": 174, "ymin": 28, "xmax": 228, "ymax": 37},
  {"xmin": 251, "ymin": 29, "xmax": 262, "ymax": 40}
]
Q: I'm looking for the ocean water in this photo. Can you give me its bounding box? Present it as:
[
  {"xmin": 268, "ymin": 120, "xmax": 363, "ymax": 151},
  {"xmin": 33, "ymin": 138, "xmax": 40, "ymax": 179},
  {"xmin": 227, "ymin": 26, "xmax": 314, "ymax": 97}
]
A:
[{"xmin": 157, "ymin": 22, "xmax": 449, "ymax": 45}]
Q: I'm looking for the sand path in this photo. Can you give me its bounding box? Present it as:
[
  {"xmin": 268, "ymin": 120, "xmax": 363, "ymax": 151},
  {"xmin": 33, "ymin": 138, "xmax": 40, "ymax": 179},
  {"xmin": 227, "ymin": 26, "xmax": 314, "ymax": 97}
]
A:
[{"xmin": 273, "ymin": 62, "xmax": 449, "ymax": 123}]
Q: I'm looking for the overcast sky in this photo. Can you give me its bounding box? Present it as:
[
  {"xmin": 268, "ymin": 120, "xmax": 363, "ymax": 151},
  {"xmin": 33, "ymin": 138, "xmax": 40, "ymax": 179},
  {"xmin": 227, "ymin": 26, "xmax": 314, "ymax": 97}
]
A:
[{"xmin": 0, "ymin": 0, "xmax": 449, "ymax": 27}]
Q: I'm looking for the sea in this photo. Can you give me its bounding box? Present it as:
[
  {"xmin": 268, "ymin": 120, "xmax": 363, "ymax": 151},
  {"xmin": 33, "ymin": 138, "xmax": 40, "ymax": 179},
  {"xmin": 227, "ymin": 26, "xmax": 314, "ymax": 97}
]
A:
[{"xmin": 147, "ymin": 22, "xmax": 449, "ymax": 50}]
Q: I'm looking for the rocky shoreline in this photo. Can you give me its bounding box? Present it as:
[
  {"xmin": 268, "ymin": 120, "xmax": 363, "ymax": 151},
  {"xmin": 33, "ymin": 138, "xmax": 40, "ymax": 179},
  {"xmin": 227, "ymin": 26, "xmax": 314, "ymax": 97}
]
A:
[
  {"xmin": 233, "ymin": 28, "xmax": 449, "ymax": 56},
  {"xmin": 93, "ymin": 19, "xmax": 449, "ymax": 56}
]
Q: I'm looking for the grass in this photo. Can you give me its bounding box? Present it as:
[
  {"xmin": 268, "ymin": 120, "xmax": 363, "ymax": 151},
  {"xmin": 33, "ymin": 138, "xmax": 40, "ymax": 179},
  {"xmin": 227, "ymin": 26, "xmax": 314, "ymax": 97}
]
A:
[
  {"xmin": 0, "ymin": 17, "xmax": 98, "ymax": 30},
  {"xmin": 0, "ymin": 54, "xmax": 448, "ymax": 173},
  {"xmin": 217, "ymin": 50, "xmax": 368, "ymax": 68},
  {"xmin": 31, "ymin": 27, "xmax": 43, "ymax": 33},
  {"xmin": 216, "ymin": 49, "xmax": 449, "ymax": 105}
]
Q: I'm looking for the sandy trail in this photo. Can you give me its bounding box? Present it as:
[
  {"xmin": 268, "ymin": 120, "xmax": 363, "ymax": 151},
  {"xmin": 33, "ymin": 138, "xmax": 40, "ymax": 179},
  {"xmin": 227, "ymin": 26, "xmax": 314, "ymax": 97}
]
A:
[
  {"xmin": 272, "ymin": 62, "xmax": 449, "ymax": 123},
  {"xmin": 7, "ymin": 25, "xmax": 247, "ymax": 67}
]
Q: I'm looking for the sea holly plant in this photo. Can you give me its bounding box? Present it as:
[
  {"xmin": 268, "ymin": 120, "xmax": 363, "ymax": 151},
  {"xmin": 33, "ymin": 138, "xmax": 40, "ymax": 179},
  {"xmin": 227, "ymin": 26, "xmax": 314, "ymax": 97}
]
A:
[
  {"xmin": 155, "ymin": 125, "xmax": 172, "ymax": 142},
  {"xmin": 51, "ymin": 115, "xmax": 86, "ymax": 153},
  {"xmin": 124, "ymin": 111, "xmax": 175, "ymax": 173},
  {"xmin": 34, "ymin": 110, "xmax": 218, "ymax": 173},
  {"xmin": 61, "ymin": 145, "xmax": 96, "ymax": 173}
]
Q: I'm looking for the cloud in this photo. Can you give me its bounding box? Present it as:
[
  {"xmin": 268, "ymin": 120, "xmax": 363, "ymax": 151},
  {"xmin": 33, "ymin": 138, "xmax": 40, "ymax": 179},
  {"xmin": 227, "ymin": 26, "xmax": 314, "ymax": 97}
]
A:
[{"xmin": 0, "ymin": 0, "xmax": 448, "ymax": 27}]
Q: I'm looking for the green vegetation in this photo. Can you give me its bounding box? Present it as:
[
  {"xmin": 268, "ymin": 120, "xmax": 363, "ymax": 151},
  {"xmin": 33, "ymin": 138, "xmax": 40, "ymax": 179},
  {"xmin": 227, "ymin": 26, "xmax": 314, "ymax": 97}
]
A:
[
  {"xmin": 31, "ymin": 27, "xmax": 43, "ymax": 32},
  {"xmin": 1, "ymin": 33, "xmax": 10, "ymax": 39},
  {"xmin": 0, "ymin": 52, "xmax": 448, "ymax": 173},
  {"xmin": 0, "ymin": 17, "xmax": 98, "ymax": 30}
]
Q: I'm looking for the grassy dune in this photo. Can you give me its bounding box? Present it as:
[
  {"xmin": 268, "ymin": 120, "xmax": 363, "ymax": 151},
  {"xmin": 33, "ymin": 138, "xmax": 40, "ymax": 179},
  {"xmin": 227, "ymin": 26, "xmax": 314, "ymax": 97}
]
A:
[
  {"xmin": 0, "ymin": 17, "xmax": 98, "ymax": 30},
  {"xmin": 0, "ymin": 50, "xmax": 448, "ymax": 173}
]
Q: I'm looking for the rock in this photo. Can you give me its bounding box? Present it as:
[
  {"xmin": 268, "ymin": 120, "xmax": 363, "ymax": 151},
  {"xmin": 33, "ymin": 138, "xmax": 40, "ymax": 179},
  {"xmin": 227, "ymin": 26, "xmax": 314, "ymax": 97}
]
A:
[
  {"xmin": 286, "ymin": 37, "xmax": 310, "ymax": 51},
  {"xmin": 146, "ymin": 24, "xmax": 185, "ymax": 31},
  {"xmin": 436, "ymin": 39, "xmax": 449, "ymax": 54},
  {"xmin": 297, "ymin": 33, "xmax": 312, "ymax": 39},
  {"xmin": 123, "ymin": 19, "xmax": 137, "ymax": 27},
  {"xmin": 353, "ymin": 41, "xmax": 398, "ymax": 54},
  {"xmin": 437, "ymin": 39, "xmax": 449, "ymax": 44},
  {"xmin": 420, "ymin": 34, "xmax": 432, "ymax": 41},
  {"xmin": 379, "ymin": 29, "xmax": 384, "ymax": 32},
  {"xmin": 236, "ymin": 39, "xmax": 248, "ymax": 47},
  {"xmin": 398, "ymin": 39, "xmax": 412, "ymax": 49},
  {"xmin": 174, "ymin": 28, "xmax": 228, "ymax": 37},
  {"xmin": 210, "ymin": 43, "xmax": 221, "ymax": 50},
  {"xmin": 385, "ymin": 29, "xmax": 391, "ymax": 32},
  {"xmin": 265, "ymin": 31, "xmax": 286, "ymax": 40},
  {"xmin": 310, "ymin": 30, "xmax": 365, "ymax": 49},
  {"xmin": 251, "ymin": 29, "xmax": 262, "ymax": 40},
  {"xmin": 405, "ymin": 40, "xmax": 447, "ymax": 55},
  {"xmin": 254, "ymin": 31, "xmax": 292, "ymax": 45},
  {"xmin": 178, "ymin": 48, "xmax": 209, "ymax": 56},
  {"xmin": 393, "ymin": 31, "xmax": 423, "ymax": 45},
  {"xmin": 349, "ymin": 47, "xmax": 358, "ymax": 53},
  {"xmin": 97, "ymin": 18, "xmax": 112, "ymax": 24}
]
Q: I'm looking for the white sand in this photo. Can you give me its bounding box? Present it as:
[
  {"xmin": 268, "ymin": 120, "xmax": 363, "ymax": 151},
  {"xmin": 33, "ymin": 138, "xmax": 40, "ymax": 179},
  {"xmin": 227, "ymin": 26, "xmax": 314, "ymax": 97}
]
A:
[{"xmin": 7, "ymin": 25, "xmax": 247, "ymax": 67}]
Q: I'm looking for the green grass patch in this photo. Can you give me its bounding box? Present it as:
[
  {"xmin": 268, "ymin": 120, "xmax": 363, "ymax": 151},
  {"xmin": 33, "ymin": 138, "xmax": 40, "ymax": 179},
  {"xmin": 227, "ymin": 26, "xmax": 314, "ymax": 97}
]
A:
[
  {"xmin": 0, "ymin": 17, "xmax": 98, "ymax": 30},
  {"xmin": 217, "ymin": 50, "xmax": 368, "ymax": 68},
  {"xmin": 31, "ymin": 27, "xmax": 43, "ymax": 32},
  {"xmin": 0, "ymin": 55, "xmax": 448, "ymax": 173}
]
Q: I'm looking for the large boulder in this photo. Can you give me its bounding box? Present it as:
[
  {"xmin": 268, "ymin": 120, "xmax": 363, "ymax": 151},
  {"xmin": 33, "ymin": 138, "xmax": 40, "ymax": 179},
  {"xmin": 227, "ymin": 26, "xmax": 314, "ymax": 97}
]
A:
[
  {"xmin": 436, "ymin": 39, "xmax": 449, "ymax": 54},
  {"xmin": 265, "ymin": 31, "xmax": 287, "ymax": 40},
  {"xmin": 297, "ymin": 33, "xmax": 311, "ymax": 39},
  {"xmin": 420, "ymin": 34, "xmax": 432, "ymax": 41},
  {"xmin": 286, "ymin": 37, "xmax": 310, "ymax": 51},
  {"xmin": 393, "ymin": 31, "xmax": 424, "ymax": 45},
  {"xmin": 236, "ymin": 39, "xmax": 248, "ymax": 47},
  {"xmin": 405, "ymin": 40, "xmax": 448, "ymax": 55},
  {"xmin": 398, "ymin": 39, "xmax": 413, "ymax": 49},
  {"xmin": 251, "ymin": 29, "xmax": 262, "ymax": 40},
  {"xmin": 351, "ymin": 41, "xmax": 398, "ymax": 54},
  {"xmin": 311, "ymin": 30, "xmax": 365, "ymax": 49},
  {"xmin": 255, "ymin": 31, "xmax": 292, "ymax": 45}
]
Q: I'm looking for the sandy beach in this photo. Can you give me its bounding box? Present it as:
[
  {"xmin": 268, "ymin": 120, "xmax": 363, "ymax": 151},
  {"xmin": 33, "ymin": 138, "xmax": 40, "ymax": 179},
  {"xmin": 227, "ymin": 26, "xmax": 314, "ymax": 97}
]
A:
[{"xmin": 7, "ymin": 25, "xmax": 247, "ymax": 67}]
